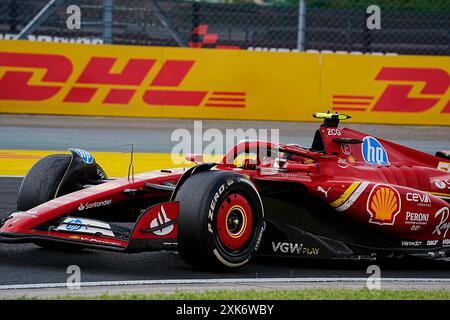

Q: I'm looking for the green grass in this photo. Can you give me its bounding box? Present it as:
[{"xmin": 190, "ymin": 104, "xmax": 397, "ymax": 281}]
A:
[{"xmin": 23, "ymin": 288, "xmax": 450, "ymax": 300}]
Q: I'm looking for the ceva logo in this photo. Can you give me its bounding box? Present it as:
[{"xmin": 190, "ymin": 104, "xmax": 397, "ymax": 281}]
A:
[{"xmin": 362, "ymin": 136, "xmax": 389, "ymax": 166}]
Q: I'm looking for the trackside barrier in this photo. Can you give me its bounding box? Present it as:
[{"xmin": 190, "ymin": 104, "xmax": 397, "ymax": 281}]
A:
[{"xmin": 0, "ymin": 40, "xmax": 449, "ymax": 125}]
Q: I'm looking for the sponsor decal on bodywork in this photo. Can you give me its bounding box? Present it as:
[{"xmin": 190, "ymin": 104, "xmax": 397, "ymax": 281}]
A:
[
  {"xmin": 406, "ymin": 192, "xmax": 431, "ymax": 207},
  {"xmin": 432, "ymin": 207, "xmax": 450, "ymax": 238},
  {"xmin": 57, "ymin": 217, "xmax": 115, "ymax": 237},
  {"xmin": 367, "ymin": 184, "xmax": 401, "ymax": 225},
  {"xmin": 405, "ymin": 211, "xmax": 429, "ymax": 226},
  {"xmin": 435, "ymin": 181, "xmax": 447, "ymax": 190},
  {"xmin": 317, "ymin": 186, "xmax": 331, "ymax": 198},
  {"xmin": 272, "ymin": 242, "xmax": 303, "ymax": 254},
  {"xmin": 78, "ymin": 199, "xmax": 112, "ymax": 211},
  {"xmin": 401, "ymin": 240, "xmax": 422, "ymax": 247},
  {"xmin": 79, "ymin": 237, "xmax": 124, "ymax": 246},
  {"xmin": 65, "ymin": 219, "xmax": 82, "ymax": 231},
  {"xmin": 361, "ymin": 136, "xmax": 389, "ymax": 166},
  {"xmin": 341, "ymin": 143, "xmax": 352, "ymax": 156},
  {"xmin": 271, "ymin": 242, "xmax": 321, "ymax": 256},
  {"xmin": 302, "ymin": 247, "xmax": 320, "ymax": 255},
  {"xmin": 326, "ymin": 128, "xmax": 341, "ymax": 136},
  {"xmin": 434, "ymin": 180, "xmax": 450, "ymax": 192},
  {"xmin": 337, "ymin": 158, "xmax": 349, "ymax": 169},
  {"xmin": 149, "ymin": 205, "xmax": 174, "ymax": 236},
  {"xmin": 330, "ymin": 181, "xmax": 370, "ymax": 212}
]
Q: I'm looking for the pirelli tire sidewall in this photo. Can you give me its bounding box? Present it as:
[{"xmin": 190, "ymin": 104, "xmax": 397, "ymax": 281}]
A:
[{"xmin": 176, "ymin": 171, "xmax": 265, "ymax": 269}]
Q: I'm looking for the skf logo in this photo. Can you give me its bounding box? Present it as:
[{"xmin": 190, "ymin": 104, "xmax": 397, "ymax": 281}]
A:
[
  {"xmin": 332, "ymin": 67, "xmax": 449, "ymax": 114},
  {"xmin": 367, "ymin": 184, "xmax": 401, "ymax": 225},
  {"xmin": 0, "ymin": 52, "xmax": 246, "ymax": 108}
]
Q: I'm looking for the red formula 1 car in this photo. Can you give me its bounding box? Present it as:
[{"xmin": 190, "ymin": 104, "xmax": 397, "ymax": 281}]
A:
[{"xmin": 1, "ymin": 113, "xmax": 449, "ymax": 269}]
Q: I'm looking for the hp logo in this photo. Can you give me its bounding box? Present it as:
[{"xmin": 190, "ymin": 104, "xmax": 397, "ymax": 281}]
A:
[
  {"xmin": 66, "ymin": 219, "xmax": 82, "ymax": 231},
  {"xmin": 362, "ymin": 137, "xmax": 389, "ymax": 166}
]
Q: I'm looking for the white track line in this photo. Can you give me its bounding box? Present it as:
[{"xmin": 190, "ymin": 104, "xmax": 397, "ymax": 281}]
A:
[
  {"xmin": 1, "ymin": 277, "xmax": 449, "ymax": 290},
  {"xmin": 0, "ymin": 175, "xmax": 24, "ymax": 178}
]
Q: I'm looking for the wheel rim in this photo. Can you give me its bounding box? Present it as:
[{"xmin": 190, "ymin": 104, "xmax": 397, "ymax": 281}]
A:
[{"xmin": 217, "ymin": 193, "xmax": 253, "ymax": 251}]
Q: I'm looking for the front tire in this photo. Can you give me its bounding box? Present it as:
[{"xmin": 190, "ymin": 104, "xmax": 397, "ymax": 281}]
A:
[
  {"xmin": 17, "ymin": 154, "xmax": 71, "ymax": 211},
  {"xmin": 175, "ymin": 171, "xmax": 264, "ymax": 270},
  {"xmin": 16, "ymin": 153, "xmax": 106, "ymax": 252}
]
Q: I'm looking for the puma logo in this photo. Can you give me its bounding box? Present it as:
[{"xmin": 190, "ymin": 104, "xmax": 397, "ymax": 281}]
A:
[{"xmin": 317, "ymin": 186, "xmax": 331, "ymax": 198}]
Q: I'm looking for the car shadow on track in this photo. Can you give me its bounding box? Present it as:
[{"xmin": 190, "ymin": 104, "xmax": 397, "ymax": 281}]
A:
[
  {"xmin": 251, "ymin": 255, "xmax": 450, "ymax": 273},
  {"xmin": 0, "ymin": 244, "xmax": 448, "ymax": 284}
]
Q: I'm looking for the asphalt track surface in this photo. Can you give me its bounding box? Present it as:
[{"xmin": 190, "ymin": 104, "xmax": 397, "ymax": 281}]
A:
[
  {"xmin": 1, "ymin": 114, "xmax": 449, "ymax": 153},
  {"xmin": 0, "ymin": 115, "xmax": 449, "ymax": 297}
]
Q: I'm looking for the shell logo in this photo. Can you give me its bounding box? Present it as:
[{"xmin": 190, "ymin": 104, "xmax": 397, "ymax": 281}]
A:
[{"xmin": 367, "ymin": 184, "xmax": 401, "ymax": 225}]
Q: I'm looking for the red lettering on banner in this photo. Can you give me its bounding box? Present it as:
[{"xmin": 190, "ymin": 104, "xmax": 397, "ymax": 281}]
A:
[
  {"xmin": 68, "ymin": 57, "xmax": 156, "ymax": 103},
  {"xmin": 77, "ymin": 57, "xmax": 155, "ymax": 85},
  {"xmin": 0, "ymin": 52, "xmax": 243, "ymax": 108},
  {"xmin": 374, "ymin": 85, "xmax": 439, "ymax": 113},
  {"xmin": 103, "ymin": 89, "xmax": 136, "ymax": 104},
  {"xmin": 373, "ymin": 67, "xmax": 449, "ymax": 112},
  {"xmin": 0, "ymin": 72, "xmax": 61, "ymax": 101},
  {"xmin": 0, "ymin": 52, "xmax": 72, "ymax": 101},
  {"xmin": 143, "ymin": 90, "xmax": 207, "ymax": 106},
  {"xmin": 442, "ymin": 100, "xmax": 450, "ymax": 114},
  {"xmin": 64, "ymin": 87, "xmax": 97, "ymax": 103},
  {"xmin": 151, "ymin": 60, "xmax": 195, "ymax": 86}
]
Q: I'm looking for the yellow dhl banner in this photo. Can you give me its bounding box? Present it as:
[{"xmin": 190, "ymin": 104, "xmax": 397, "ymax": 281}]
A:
[{"xmin": 0, "ymin": 40, "xmax": 448, "ymax": 125}]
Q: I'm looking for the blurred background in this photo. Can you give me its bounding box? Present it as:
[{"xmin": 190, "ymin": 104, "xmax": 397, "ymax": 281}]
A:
[{"xmin": 0, "ymin": 0, "xmax": 448, "ymax": 55}]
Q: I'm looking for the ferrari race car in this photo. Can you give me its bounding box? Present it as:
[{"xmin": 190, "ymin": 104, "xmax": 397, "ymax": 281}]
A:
[{"xmin": 1, "ymin": 112, "xmax": 449, "ymax": 269}]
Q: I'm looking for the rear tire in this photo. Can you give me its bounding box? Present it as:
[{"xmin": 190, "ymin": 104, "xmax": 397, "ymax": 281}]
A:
[{"xmin": 175, "ymin": 171, "xmax": 264, "ymax": 270}]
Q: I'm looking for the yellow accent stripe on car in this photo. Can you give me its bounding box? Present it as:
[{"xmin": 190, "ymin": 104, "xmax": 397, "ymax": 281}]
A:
[
  {"xmin": 330, "ymin": 182, "xmax": 361, "ymax": 208},
  {"xmin": 429, "ymin": 191, "xmax": 450, "ymax": 198}
]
